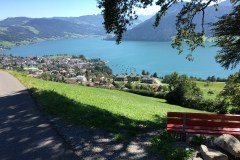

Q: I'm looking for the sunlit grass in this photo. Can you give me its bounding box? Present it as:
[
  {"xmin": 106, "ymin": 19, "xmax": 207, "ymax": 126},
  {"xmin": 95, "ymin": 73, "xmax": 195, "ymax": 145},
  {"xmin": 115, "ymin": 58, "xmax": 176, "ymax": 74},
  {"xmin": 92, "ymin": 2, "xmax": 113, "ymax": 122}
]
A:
[
  {"xmin": 195, "ymin": 81, "xmax": 225, "ymax": 99},
  {"xmin": 10, "ymin": 71, "xmax": 206, "ymax": 135}
]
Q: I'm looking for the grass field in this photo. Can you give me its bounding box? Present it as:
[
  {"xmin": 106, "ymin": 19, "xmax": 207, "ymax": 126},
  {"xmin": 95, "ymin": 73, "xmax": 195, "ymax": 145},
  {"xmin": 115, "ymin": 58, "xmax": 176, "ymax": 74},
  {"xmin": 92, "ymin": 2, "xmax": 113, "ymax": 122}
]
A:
[
  {"xmin": 10, "ymin": 71, "xmax": 206, "ymax": 135},
  {"xmin": 196, "ymin": 81, "xmax": 225, "ymax": 99}
]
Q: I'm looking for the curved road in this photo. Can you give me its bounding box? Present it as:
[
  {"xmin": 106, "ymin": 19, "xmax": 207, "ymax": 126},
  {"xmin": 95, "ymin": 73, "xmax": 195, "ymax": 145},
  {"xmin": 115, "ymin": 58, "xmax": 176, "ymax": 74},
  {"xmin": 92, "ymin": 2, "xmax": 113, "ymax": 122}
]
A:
[{"xmin": 0, "ymin": 71, "xmax": 78, "ymax": 160}]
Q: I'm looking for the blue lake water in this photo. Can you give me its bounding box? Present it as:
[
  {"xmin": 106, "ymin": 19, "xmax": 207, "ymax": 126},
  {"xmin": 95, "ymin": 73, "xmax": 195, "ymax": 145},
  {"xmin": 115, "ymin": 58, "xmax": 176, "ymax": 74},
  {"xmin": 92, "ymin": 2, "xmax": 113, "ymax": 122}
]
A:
[{"xmin": 1, "ymin": 37, "xmax": 238, "ymax": 78}]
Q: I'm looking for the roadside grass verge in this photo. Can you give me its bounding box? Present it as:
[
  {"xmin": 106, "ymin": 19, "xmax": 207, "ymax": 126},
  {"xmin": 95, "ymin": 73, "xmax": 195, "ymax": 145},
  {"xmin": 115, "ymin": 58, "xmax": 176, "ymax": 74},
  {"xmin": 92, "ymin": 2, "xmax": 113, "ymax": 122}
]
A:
[{"xmin": 10, "ymin": 71, "xmax": 206, "ymax": 136}]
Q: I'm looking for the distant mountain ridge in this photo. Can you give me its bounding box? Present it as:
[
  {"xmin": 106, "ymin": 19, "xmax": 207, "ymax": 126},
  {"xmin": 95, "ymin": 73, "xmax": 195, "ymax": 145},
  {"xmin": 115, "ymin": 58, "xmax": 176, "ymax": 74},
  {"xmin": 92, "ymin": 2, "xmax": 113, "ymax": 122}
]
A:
[
  {"xmin": 0, "ymin": 14, "xmax": 150, "ymax": 49},
  {"xmin": 0, "ymin": 0, "xmax": 233, "ymax": 49},
  {"xmin": 0, "ymin": 15, "xmax": 107, "ymax": 49},
  {"xmin": 121, "ymin": 1, "xmax": 232, "ymax": 41}
]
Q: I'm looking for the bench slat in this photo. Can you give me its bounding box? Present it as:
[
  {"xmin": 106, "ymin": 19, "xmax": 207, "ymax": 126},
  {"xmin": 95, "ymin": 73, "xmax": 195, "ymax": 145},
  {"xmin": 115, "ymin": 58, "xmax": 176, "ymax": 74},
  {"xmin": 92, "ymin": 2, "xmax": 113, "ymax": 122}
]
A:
[
  {"xmin": 167, "ymin": 128, "xmax": 240, "ymax": 135},
  {"xmin": 168, "ymin": 112, "xmax": 240, "ymax": 121},
  {"xmin": 186, "ymin": 119, "xmax": 240, "ymax": 128},
  {"xmin": 167, "ymin": 112, "xmax": 184, "ymax": 118},
  {"xmin": 167, "ymin": 124, "xmax": 240, "ymax": 132},
  {"xmin": 186, "ymin": 113, "xmax": 240, "ymax": 121},
  {"xmin": 167, "ymin": 118, "xmax": 183, "ymax": 125},
  {"xmin": 167, "ymin": 118, "xmax": 240, "ymax": 128}
]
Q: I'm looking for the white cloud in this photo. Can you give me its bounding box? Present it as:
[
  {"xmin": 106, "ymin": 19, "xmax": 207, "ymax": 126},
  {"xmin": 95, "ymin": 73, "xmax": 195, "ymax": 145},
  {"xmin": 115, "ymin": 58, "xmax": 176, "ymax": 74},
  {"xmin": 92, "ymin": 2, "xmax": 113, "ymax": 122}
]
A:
[{"xmin": 135, "ymin": 5, "xmax": 161, "ymax": 15}]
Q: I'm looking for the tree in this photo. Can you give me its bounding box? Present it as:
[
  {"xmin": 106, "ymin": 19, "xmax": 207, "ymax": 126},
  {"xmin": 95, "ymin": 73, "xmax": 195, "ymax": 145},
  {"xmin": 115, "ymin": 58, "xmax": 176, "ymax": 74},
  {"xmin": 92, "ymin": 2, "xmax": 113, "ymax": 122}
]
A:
[
  {"xmin": 219, "ymin": 71, "xmax": 240, "ymax": 113},
  {"xmin": 142, "ymin": 69, "xmax": 146, "ymax": 75},
  {"xmin": 153, "ymin": 72, "xmax": 158, "ymax": 78},
  {"xmin": 164, "ymin": 72, "xmax": 202, "ymax": 105},
  {"xmin": 212, "ymin": 2, "xmax": 240, "ymax": 69},
  {"xmin": 98, "ymin": 0, "xmax": 240, "ymax": 69}
]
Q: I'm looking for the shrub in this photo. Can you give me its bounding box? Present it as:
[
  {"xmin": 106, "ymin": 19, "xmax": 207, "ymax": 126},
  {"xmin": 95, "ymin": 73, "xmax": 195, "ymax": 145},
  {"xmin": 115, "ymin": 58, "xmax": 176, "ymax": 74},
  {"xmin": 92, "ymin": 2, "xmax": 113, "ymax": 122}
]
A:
[
  {"xmin": 208, "ymin": 90, "xmax": 214, "ymax": 95},
  {"xmin": 126, "ymin": 89, "xmax": 166, "ymax": 99},
  {"xmin": 189, "ymin": 135, "xmax": 207, "ymax": 146},
  {"xmin": 151, "ymin": 131, "xmax": 193, "ymax": 160},
  {"xmin": 160, "ymin": 85, "xmax": 169, "ymax": 93},
  {"xmin": 139, "ymin": 84, "xmax": 153, "ymax": 91},
  {"xmin": 165, "ymin": 73, "xmax": 202, "ymax": 106},
  {"xmin": 113, "ymin": 81, "xmax": 125, "ymax": 89},
  {"xmin": 162, "ymin": 72, "xmax": 228, "ymax": 112},
  {"xmin": 125, "ymin": 82, "xmax": 132, "ymax": 89},
  {"xmin": 182, "ymin": 97, "xmax": 227, "ymax": 113}
]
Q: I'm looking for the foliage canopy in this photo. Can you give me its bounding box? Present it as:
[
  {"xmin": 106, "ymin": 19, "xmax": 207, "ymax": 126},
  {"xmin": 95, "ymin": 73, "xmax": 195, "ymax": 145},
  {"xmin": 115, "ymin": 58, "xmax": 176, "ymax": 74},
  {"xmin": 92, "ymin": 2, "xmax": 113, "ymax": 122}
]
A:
[{"xmin": 220, "ymin": 71, "xmax": 240, "ymax": 113}]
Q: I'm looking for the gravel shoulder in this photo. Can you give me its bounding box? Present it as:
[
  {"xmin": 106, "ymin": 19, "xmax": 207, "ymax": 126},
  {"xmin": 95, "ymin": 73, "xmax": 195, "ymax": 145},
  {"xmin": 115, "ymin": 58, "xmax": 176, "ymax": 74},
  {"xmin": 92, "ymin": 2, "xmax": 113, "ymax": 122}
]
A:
[{"xmin": 47, "ymin": 115, "xmax": 163, "ymax": 160}]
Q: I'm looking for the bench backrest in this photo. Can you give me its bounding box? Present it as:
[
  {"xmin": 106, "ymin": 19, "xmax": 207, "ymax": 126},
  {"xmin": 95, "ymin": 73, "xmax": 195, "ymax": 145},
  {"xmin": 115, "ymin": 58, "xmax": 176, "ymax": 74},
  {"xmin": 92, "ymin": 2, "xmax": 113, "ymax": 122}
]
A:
[{"xmin": 167, "ymin": 112, "xmax": 240, "ymax": 135}]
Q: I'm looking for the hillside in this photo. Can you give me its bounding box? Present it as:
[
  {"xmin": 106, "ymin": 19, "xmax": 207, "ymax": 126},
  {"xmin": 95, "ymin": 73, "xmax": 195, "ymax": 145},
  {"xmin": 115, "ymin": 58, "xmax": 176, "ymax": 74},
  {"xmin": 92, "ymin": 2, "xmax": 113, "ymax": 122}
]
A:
[
  {"xmin": 122, "ymin": 1, "xmax": 232, "ymax": 41},
  {"xmin": 0, "ymin": 15, "xmax": 106, "ymax": 49},
  {"xmin": 0, "ymin": 14, "xmax": 150, "ymax": 49},
  {"xmin": 10, "ymin": 71, "xmax": 205, "ymax": 134}
]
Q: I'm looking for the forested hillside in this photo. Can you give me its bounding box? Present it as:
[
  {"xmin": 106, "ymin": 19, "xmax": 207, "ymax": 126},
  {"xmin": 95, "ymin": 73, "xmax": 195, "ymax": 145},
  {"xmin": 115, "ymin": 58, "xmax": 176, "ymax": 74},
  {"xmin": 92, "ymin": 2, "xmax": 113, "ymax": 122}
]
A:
[
  {"xmin": 0, "ymin": 15, "xmax": 106, "ymax": 49},
  {"xmin": 121, "ymin": 1, "xmax": 232, "ymax": 41}
]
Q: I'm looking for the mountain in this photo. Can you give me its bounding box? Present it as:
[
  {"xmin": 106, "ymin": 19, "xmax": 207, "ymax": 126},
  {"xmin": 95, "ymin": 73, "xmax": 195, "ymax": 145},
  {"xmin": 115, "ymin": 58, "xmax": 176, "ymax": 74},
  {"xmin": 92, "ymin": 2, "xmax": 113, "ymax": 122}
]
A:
[
  {"xmin": 0, "ymin": 15, "xmax": 107, "ymax": 48},
  {"xmin": 25, "ymin": 18, "xmax": 105, "ymax": 37},
  {"xmin": 0, "ymin": 17, "xmax": 32, "ymax": 26},
  {"xmin": 54, "ymin": 14, "xmax": 104, "ymax": 28},
  {"xmin": 122, "ymin": 1, "xmax": 232, "ymax": 41},
  {"xmin": 0, "ymin": 14, "xmax": 151, "ymax": 49}
]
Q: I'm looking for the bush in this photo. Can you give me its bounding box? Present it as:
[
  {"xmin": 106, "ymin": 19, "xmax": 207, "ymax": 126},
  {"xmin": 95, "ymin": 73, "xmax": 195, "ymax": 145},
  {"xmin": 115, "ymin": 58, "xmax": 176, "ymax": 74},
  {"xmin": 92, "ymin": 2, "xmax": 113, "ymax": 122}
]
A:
[
  {"xmin": 113, "ymin": 81, "xmax": 125, "ymax": 89},
  {"xmin": 160, "ymin": 85, "xmax": 169, "ymax": 93},
  {"xmin": 165, "ymin": 73, "xmax": 202, "ymax": 106},
  {"xmin": 189, "ymin": 135, "xmax": 207, "ymax": 146},
  {"xmin": 139, "ymin": 84, "xmax": 153, "ymax": 91},
  {"xmin": 182, "ymin": 97, "xmax": 227, "ymax": 113},
  {"xmin": 125, "ymin": 82, "xmax": 132, "ymax": 89},
  {"xmin": 163, "ymin": 72, "xmax": 227, "ymax": 112},
  {"xmin": 151, "ymin": 131, "xmax": 193, "ymax": 160},
  {"xmin": 126, "ymin": 89, "xmax": 166, "ymax": 99},
  {"xmin": 208, "ymin": 90, "xmax": 214, "ymax": 95}
]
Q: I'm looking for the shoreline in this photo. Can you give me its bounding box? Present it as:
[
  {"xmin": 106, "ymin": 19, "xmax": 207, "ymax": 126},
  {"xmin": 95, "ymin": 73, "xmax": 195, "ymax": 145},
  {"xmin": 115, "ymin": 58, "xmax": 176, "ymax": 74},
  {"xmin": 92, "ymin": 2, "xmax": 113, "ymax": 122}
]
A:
[{"xmin": 0, "ymin": 34, "xmax": 103, "ymax": 50}]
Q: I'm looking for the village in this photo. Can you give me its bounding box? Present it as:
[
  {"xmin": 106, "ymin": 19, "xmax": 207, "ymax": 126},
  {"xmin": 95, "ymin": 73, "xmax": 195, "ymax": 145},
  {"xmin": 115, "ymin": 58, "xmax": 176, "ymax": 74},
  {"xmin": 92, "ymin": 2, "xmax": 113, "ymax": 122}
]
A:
[{"xmin": 0, "ymin": 54, "xmax": 162, "ymax": 91}]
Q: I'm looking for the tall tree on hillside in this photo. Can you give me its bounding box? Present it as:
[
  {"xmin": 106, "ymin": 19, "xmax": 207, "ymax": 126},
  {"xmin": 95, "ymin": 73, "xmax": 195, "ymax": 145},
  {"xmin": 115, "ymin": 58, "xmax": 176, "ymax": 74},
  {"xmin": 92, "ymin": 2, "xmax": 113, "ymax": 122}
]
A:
[
  {"xmin": 212, "ymin": 2, "xmax": 240, "ymax": 69},
  {"xmin": 219, "ymin": 71, "xmax": 240, "ymax": 113},
  {"xmin": 97, "ymin": 0, "xmax": 240, "ymax": 69}
]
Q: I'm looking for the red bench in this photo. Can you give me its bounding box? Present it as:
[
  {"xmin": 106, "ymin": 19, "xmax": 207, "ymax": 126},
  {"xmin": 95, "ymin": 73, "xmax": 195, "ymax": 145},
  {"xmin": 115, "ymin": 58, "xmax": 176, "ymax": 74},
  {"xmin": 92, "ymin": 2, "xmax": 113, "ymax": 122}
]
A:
[{"xmin": 167, "ymin": 112, "xmax": 240, "ymax": 136}]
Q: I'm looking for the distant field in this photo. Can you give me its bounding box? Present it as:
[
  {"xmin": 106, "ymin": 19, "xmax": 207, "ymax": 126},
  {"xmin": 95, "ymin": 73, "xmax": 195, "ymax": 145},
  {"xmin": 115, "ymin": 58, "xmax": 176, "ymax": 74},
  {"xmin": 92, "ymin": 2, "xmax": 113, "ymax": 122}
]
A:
[
  {"xmin": 10, "ymin": 71, "xmax": 205, "ymax": 135},
  {"xmin": 196, "ymin": 81, "xmax": 225, "ymax": 99}
]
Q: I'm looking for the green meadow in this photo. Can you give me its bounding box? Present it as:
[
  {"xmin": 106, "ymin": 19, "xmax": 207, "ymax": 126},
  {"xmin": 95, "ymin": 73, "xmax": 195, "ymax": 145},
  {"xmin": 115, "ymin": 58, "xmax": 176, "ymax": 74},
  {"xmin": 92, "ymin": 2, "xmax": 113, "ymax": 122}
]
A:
[
  {"xmin": 11, "ymin": 71, "xmax": 206, "ymax": 135},
  {"xmin": 196, "ymin": 81, "xmax": 225, "ymax": 99}
]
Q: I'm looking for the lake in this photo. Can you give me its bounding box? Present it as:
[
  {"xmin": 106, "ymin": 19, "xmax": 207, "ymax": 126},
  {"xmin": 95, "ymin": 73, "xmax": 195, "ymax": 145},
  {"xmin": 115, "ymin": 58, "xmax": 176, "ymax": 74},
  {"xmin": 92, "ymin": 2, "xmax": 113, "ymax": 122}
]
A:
[{"xmin": 1, "ymin": 37, "xmax": 238, "ymax": 78}]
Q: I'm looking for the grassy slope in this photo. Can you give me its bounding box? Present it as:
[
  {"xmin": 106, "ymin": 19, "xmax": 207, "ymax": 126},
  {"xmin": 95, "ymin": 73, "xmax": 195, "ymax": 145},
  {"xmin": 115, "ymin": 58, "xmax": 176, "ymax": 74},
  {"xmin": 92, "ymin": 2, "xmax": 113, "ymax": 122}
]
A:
[
  {"xmin": 23, "ymin": 26, "xmax": 40, "ymax": 35},
  {"xmin": 10, "ymin": 71, "xmax": 206, "ymax": 135},
  {"xmin": 0, "ymin": 27, "xmax": 8, "ymax": 34},
  {"xmin": 196, "ymin": 81, "xmax": 225, "ymax": 99}
]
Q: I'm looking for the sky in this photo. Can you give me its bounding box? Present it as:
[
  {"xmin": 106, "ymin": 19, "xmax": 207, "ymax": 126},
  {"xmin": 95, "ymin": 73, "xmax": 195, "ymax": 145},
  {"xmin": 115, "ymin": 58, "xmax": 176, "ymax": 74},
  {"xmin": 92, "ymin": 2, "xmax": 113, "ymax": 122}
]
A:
[
  {"xmin": 0, "ymin": 0, "xmax": 226, "ymax": 20},
  {"xmin": 0, "ymin": 0, "xmax": 160, "ymax": 20}
]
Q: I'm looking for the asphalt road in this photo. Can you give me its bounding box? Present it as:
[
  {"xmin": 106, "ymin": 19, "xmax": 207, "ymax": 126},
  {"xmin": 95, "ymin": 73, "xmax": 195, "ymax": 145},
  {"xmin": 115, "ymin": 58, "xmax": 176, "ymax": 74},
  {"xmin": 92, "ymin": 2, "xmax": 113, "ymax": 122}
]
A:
[{"xmin": 0, "ymin": 71, "xmax": 78, "ymax": 160}]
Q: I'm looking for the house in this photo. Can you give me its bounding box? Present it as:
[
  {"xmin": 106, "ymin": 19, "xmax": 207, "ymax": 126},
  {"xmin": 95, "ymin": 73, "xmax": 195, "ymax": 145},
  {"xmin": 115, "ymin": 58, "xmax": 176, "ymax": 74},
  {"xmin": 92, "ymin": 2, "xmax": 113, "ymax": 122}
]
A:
[
  {"xmin": 76, "ymin": 75, "xmax": 87, "ymax": 82},
  {"xmin": 50, "ymin": 70, "xmax": 59, "ymax": 75},
  {"xmin": 128, "ymin": 74, "xmax": 141, "ymax": 81},
  {"xmin": 141, "ymin": 78, "xmax": 156, "ymax": 84},
  {"xmin": 114, "ymin": 75, "xmax": 127, "ymax": 81},
  {"xmin": 24, "ymin": 67, "xmax": 41, "ymax": 74}
]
